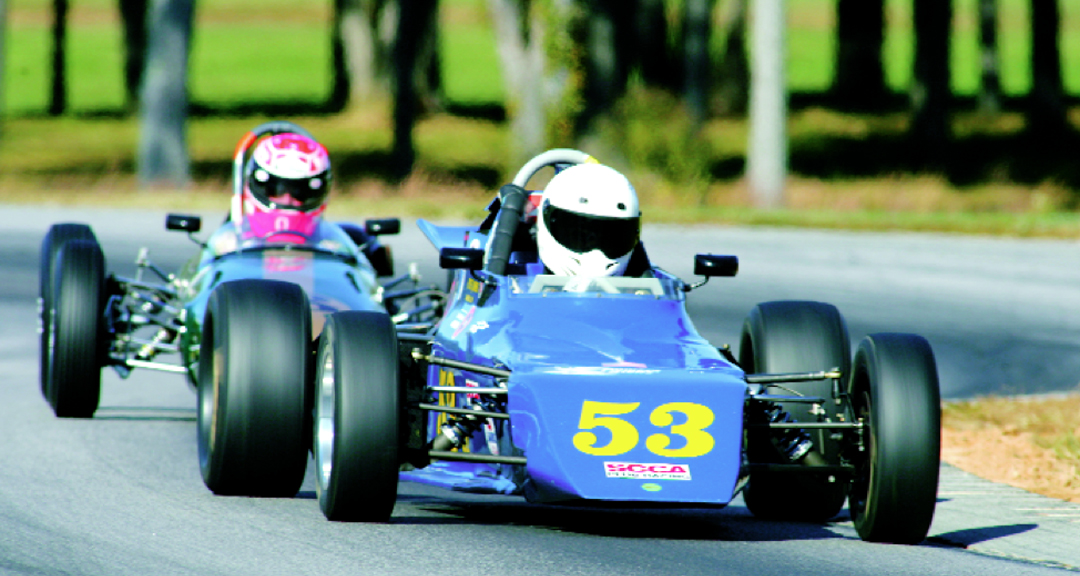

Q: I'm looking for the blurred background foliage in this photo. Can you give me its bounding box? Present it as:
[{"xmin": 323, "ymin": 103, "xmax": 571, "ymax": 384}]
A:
[{"xmin": 4, "ymin": 0, "xmax": 1080, "ymax": 234}]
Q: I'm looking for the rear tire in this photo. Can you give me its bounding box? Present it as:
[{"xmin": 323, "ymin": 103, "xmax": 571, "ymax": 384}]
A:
[
  {"xmin": 314, "ymin": 311, "xmax": 400, "ymax": 522},
  {"xmin": 46, "ymin": 240, "xmax": 106, "ymax": 418},
  {"xmin": 739, "ymin": 300, "xmax": 850, "ymax": 522},
  {"xmin": 40, "ymin": 223, "xmax": 97, "ymax": 398},
  {"xmin": 197, "ymin": 279, "xmax": 312, "ymax": 497},
  {"xmin": 849, "ymin": 333, "xmax": 940, "ymax": 544}
]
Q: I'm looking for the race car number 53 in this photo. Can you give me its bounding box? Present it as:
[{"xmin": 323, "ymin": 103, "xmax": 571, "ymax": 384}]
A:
[{"xmin": 572, "ymin": 400, "xmax": 715, "ymax": 458}]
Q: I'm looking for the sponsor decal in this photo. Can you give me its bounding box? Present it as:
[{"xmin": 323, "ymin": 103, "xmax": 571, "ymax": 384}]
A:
[
  {"xmin": 450, "ymin": 305, "xmax": 477, "ymax": 338},
  {"xmin": 641, "ymin": 483, "xmax": 662, "ymax": 492},
  {"xmin": 604, "ymin": 462, "xmax": 692, "ymax": 481}
]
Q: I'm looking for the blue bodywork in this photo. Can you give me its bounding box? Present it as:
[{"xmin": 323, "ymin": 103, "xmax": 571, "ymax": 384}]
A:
[{"xmin": 401, "ymin": 220, "xmax": 749, "ymax": 506}]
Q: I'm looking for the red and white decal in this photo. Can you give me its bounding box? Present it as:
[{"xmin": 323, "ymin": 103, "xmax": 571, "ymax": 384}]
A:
[{"xmin": 604, "ymin": 462, "xmax": 692, "ymax": 481}]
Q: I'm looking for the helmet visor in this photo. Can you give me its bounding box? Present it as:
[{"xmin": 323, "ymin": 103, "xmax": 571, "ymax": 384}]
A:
[
  {"xmin": 248, "ymin": 169, "xmax": 329, "ymax": 211},
  {"xmin": 542, "ymin": 203, "xmax": 640, "ymax": 260}
]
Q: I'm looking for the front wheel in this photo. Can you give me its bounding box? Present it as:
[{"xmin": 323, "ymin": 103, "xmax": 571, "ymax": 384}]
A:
[
  {"xmin": 314, "ymin": 311, "xmax": 400, "ymax": 522},
  {"xmin": 46, "ymin": 239, "xmax": 106, "ymax": 418},
  {"xmin": 848, "ymin": 333, "xmax": 941, "ymax": 544},
  {"xmin": 39, "ymin": 223, "xmax": 98, "ymax": 398},
  {"xmin": 197, "ymin": 279, "xmax": 312, "ymax": 497},
  {"xmin": 739, "ymin": 300, "xmax": 851, "ymax": 522}
]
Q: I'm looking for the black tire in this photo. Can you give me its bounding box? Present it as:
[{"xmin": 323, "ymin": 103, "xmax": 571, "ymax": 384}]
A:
[
  {"xmin": 848, "ymin": 333, "xmax": 941, "ymax": 544},
  {"xmin": 739, "ymin": 300, "xmax": 851, "ymax": 522},
  {"xmin": 46, "ymin": 240, "xmax": 106, "ymax": 418},
  {"xmin": 40, "ymin": 223, "xmax": 98, "ymax": 397},
  {"xmin": 197, "ymin": 279, "xmax": 312, "ymax": 497},
  {"xmin": 314, "ymin": 311, "xmax": 400, "ymax": 522}
]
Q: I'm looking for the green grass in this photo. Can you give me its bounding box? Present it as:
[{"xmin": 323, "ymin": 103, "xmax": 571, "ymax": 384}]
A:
[
  {"xmin": 4, "ymin": 0, "xmax": 1080, "ymax": 239},
  {"xmin": 10, "ymin": 0, "xmax": 1080, "ymax": 113}
]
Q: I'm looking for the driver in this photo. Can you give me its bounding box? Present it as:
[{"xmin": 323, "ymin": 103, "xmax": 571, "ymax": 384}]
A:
[
  {"xmin": 535, "ymin": 163, "xmax": 645, "ymax": 277},
  {"xmin": 208, "ymin": 132, "xmax": 347, "ymax": 256}
]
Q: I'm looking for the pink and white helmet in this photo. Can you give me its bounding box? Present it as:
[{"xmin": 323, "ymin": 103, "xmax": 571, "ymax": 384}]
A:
[{"xmin": 242, "ymin": 133, "xmax": 331, "ymax": 243}]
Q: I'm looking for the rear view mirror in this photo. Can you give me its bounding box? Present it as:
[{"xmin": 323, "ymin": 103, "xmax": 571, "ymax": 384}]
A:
[
  {"xmin": 365, "ymin": 218, "xmax": 401, "ymax": 236},
  {"xmin": 440, "ymin": 247, "xmax": 484, "ymax": 270},
  {"xmin": 694, "ymin": 254, "xmax": 738, "ymax": 278},
  {"xmin": 166, "ymin": 214, "xmax": 201, "ymax": 233}
]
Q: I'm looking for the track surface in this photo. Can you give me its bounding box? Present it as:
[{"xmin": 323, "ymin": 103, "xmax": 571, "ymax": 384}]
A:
[{"xmin": 3, "ymin": 205, "xmax": 1080, "ymax": 575}]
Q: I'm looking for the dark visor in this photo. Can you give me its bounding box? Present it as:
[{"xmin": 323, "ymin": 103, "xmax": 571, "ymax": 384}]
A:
[
  {"xmin": 543, "ymin": 203, "xmax": 640, "ymax": 259},
  {"xmin": 249, "ymin": 171, "xmax": 329, "ymax": 211}
]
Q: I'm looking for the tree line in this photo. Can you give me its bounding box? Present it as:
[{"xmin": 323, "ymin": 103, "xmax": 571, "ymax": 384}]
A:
[{"xmin": 31, "ymin": 0, "xmax": 1075, "ymax": 200}]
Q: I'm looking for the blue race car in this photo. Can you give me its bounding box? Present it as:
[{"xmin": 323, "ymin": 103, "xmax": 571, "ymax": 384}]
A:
[
  {"xmin": 38, "ymin": 121, "xmax": 434, "ymax": 497},
  {"xmin": 312, "ymin": 149, "xmax": 941, "ymax": 545}
]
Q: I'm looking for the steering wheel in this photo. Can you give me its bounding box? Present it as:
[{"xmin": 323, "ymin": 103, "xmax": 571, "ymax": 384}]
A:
[
  {"xmin": 230, "ymin": 121, "xmax": 319, "ymax": 224},
  {"xmin": 511, "ymin": 148, "xmax": 597, "ymax": 189}
]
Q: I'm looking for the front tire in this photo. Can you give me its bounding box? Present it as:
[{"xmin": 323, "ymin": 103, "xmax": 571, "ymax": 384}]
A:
[
  {"xmin": 46, "ymin": 240, "xmax": 107, "ymax": 418},
  {"xmin": 849, "ymin": 333, "xmax": 941, "ymax": 544},
  {"xmin": 739, "ymin": 300, "xmax": 851, "ymax": 522},
  {"xmin": 314, "ymin": 311, "xmax": 400, "ymax": 522},
  {"xmin": 197, "ymin": 279, "xmax": 312, "ymax": 497},
  {"xmin": 39, "ymin": 223, "xmax": 98, "ymax": 398}
]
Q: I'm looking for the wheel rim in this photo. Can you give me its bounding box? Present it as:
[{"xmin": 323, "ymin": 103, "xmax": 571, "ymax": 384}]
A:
[
  {"xmin": 850, "ymin": 389, "xmax": 874, "ymax": 519},
  {"xmin": 315, "ymin": 342, "xmax": 336, "ymax": 494},
  {"xmin": 197, "ymin": 336, "xmax": 221, "ymax": 468}
]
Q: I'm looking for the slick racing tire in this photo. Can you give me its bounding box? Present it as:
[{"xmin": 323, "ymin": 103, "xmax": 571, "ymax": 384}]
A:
[
  {"xmin": 849, "ymin": 333, "xmax": 940, "ymax": 544},
  {"xmin": 739, "ymin": 300, "xmax": 851, "ymax": 522},
  {"xmin": 40, "ymin": 223, "xmax": 98, "ymax": 398},
  {"xmin": 45, "ymin": 240, "xmax": 106, "ymax": 418},
  {"xmin": 198, "ymin": 279, "xmax": 312, "ymax": 497},
  {"xmin": 314, "ymin": 311, "xmax": 400, "ymax": 522}
]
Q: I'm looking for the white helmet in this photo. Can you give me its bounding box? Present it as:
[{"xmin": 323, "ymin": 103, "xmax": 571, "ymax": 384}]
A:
[{"xmin": 536, "ymin": 163, "xmax": 641, "ymax": 276}]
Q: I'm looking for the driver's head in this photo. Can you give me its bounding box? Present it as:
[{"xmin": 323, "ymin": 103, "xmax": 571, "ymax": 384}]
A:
[
  {"xmin": 536, "ymin": 163, "xmax": 641, "ymax": 277},
  {"xmin": 242, "ymin": 132, "xmax": 331, "ymax": 242}
]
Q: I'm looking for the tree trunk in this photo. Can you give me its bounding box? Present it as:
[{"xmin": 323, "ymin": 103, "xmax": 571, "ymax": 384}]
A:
[
  {"xmin": 909, "ymin": 0, "xmax": 952, "ymax": 166},
  {"xmin": 715, "ymin": 0, "xmax": 749, "ymax": 116},
  {"xmin": 632, "ymin": 0, "xmax": 670, "ymax": 88},
  {"xmin": 49, "ymin": 0, "xmax": 68, "ymax": 116},
  {"xmin": 391, "ymin": 0, "xmax": 437, "ymax": 177},
  {"xmin": 746, "ymin": 0, "xmax": 786, "ymax": 208},
  {"xmin": 330, "ymin": 0, "xmax": 393, "ymax": 111},
  {"xmin": 832, "ymin": 0, "xmax": 885, "ymax": 109},
  {"xmin": 978, "ymin": 0, "xmax": 1001, "ymax": 113},
  {"xmin": 138, "ymin": 0, "xmax": 195, "ymax": 187},
  {"xmin": 119, "ymin": 0, "xmax": 148, "ymax": 114},
  {"xmin": 683, "ymin": 0, "xmax": 714, "ymax": 126},
  {"xmin": 580, "ymin": 0, "xmax": 624, "ymax": 136},
  {"xmin": 488, "ymin": 0, "xmax": 584, "ymax": 167},
  {"xmin": 1028, "ymin": 0, "xmax": 1065, "ymax": 136}
]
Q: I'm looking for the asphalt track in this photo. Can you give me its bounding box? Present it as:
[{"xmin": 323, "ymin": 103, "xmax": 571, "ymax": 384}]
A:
[{"xmin": 2, "ymin": 204, "xmax": 1080, "ymax": 575}]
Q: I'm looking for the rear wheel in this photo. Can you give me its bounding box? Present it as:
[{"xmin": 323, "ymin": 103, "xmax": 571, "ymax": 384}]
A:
[
  {"xmin": 314, "ymin": 311, "xmax": 400, "ymax": 522},
  {"xmin": 40, "ymin": 223, "xmax": 97, "ymax": 397},
  {"xmin": 46, "ymin": 240, "xmax": 106, "ymax": 418},
  {"xmin": 739, "ymin": 300, "xmax": 851, "ymax": 522},
  {"xmin": 198, "ymin": 279, "xmax": 312, "ymax": 497},
  {"xmin": 849, "ymin": 333, "xmax": 940, "ymax": 544}
]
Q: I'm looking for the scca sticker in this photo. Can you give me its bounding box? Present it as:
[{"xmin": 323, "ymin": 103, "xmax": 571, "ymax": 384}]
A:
[{"xmin": 605, "ymin": 462, "xmax": 692, "ymax": 481}]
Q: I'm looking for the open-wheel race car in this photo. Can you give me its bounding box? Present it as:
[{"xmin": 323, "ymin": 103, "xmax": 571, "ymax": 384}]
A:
[
  {"xmin": 312, "ymin": 149, "xmax": 942, "ymax": 544},
  {"xmin": 38, "ymin": 121, "xmax": 438, "ymax": 498}
]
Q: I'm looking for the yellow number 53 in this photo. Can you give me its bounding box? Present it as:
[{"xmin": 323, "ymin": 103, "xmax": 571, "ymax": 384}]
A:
[{"xmin": 571, "ymin": 400, "xmax": 715, "ymax": 458}]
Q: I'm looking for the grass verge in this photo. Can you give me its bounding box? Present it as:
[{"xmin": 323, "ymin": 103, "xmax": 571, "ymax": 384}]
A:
[{"xmin": 943, "ymin": 393, "xmax": 1080, "ymax": 503}]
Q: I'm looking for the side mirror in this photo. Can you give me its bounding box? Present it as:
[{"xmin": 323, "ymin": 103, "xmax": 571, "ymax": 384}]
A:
[
  {"xmin": 166, "ymin": 214, "xmax": 201, "ymax": 233},
  {"xmin": 694, "ymin": 254, "xmax": 738, "ymax": 278},
  {"xmin": 365, "ymin": 218, "xmax": 401, "ymax": 236},
  {"xmin": 440, "ymin": 247, "xmax": 484, "ymax": 270}
]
